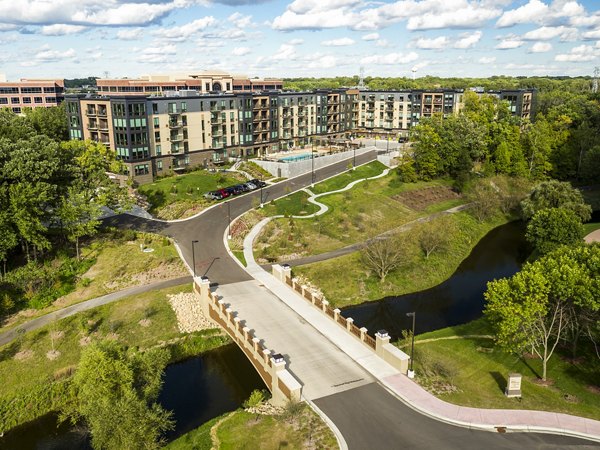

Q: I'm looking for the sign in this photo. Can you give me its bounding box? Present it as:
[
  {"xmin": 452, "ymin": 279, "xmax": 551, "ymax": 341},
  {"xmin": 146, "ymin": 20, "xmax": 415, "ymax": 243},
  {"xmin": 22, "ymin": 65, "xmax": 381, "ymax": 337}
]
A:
[{"xmin": 505, "ymin": 373, "xmax": 522, "ymax": 398}]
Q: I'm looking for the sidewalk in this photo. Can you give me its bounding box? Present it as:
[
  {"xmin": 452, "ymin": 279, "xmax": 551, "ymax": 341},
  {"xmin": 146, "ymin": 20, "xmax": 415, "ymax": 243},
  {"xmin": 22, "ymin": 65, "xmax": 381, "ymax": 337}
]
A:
[{"xmin": 242, "ymin": 216, "xmax": 600, "ymax": 444}]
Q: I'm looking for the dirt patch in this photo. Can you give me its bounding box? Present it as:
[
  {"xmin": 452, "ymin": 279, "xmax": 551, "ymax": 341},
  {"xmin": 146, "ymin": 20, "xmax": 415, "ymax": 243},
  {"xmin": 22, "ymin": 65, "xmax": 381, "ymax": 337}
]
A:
[
  {"xmin": 79, "ymin": 336, "xmax": 92, "ymax": 346},
  {"xmin": 46, "ymin": 350, "xmax": 61, "ymax": 360},
  {"xmin": 14, "ymin": 350, "xmax": 34, "ymax": 361},
  {"xmin": 586, "ymin": 385, "xmax": 600, "ymax": 395},
  {"xmin": 50, "ymin": 330, "xmax": 64, "ymax": 341},
  {"xmin": 138, "ymin": 319, "xmax": 152, "ymax": 328},
  {"xmin": 531, "ymin": 378, "xmax": 555, "ymax": 387},
  {"xmin": 394, "ymin": 186, "xmax": 460, "ymax": 211},
  {"xmin": 104, "ymin": 262, "xmax": 185, "ymax": 291}
]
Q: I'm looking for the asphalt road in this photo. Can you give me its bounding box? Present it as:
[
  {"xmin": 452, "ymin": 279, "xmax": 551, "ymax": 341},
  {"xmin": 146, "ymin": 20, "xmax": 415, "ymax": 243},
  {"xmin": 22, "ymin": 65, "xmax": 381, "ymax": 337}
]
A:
[
  {"xmin": 106, "ymin": 152, "xmax": 600, "ymax": 449},
  {"xmin": 315, "ymin": 383, "xmax": 599, "ymax": 450},
  {"xmin": 105, "ymin": 150, "xmax": 378, "ymax": 286}
]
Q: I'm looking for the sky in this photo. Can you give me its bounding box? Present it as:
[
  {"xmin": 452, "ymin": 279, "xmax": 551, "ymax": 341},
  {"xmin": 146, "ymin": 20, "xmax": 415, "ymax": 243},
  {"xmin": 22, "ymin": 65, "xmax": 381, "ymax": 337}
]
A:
[{"xmin": 1, "ymin": 0, "xmax": 600, "ymax": 81}]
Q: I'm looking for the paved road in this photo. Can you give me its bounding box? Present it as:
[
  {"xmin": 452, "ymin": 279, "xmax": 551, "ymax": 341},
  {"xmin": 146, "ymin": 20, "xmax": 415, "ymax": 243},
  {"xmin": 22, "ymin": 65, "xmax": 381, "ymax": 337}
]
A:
[
  {"xmin": 0, "ymin": 276, "xmax": 191, "ymax": 346},
  {"xmin": 315, "ymin": 383, "xmax": 598, "ymax": 450},
  {"xmin": 107, "ymin": 152, "xmax": 600, "ymax": 449},
  {"xmin": 104, "ymin": 150, "xmax": 378, "ymax": 286}
]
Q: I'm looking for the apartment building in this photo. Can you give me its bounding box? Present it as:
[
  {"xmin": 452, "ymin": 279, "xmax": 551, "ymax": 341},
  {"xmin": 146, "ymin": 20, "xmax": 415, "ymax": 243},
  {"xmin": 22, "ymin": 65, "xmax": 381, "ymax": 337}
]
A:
[
  {"xmin": 65, "ymin": 87, "xmax": 535, "ymax": 184},
  {"xmin": 0, "ymin": 78, "xmax": 64, "ymax": 114},
  {"xmin": 96, "ymin": 71, "xmax": 282, "ymax": 97},
  {"xmin": 488, "ymin": 90, "xmax": 535, "ymax": 121}
]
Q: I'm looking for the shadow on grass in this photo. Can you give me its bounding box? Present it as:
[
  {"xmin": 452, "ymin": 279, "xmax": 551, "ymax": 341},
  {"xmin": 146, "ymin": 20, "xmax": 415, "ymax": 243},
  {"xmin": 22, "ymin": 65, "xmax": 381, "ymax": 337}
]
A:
[
  {"xmin": 0, "ymin": 341, "xmax": 20, "ymax": 362},
  {"xmin": 519, "ymin": 356, "xmax": 541, "ymax": 379},
  {"xmin": 490, "ymin": 371, "xmax": 506, "ymax": 394}
]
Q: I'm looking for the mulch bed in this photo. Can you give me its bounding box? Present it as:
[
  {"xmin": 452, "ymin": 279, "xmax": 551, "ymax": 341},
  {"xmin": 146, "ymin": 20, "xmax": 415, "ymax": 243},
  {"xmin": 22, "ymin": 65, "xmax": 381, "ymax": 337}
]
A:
[{"xmin": 394, "ymin": 186, "xmax": 461, "ymax": 211}]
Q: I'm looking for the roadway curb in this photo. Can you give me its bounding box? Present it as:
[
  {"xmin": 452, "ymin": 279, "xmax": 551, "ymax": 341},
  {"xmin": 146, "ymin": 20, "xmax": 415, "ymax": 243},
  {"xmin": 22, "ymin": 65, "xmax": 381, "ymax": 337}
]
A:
[
  {"xmin": 304, "ymin": 397, "xmax": 349, "ymax": 450},
  {"xmin": 378, "ymin": 377, "xmax": 600, "ymax": 443}
]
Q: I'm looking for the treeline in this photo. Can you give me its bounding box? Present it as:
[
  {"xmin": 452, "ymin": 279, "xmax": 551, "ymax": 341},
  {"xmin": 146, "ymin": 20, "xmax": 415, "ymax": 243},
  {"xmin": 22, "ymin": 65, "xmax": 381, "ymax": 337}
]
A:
[
  {"xmin": 0, "ymin": 107, "xmax": 128, "ymax": 313},
  {"xmin": 403, "ymin": 90, "xmax": 600, "ymax": 186},
  {"xmin": 283, "ymin": 75, "xmax": 594, "ymax": 93},
  {"xmin": 64, "ymin": 77, "xmax": 98, "ymax": 89}
]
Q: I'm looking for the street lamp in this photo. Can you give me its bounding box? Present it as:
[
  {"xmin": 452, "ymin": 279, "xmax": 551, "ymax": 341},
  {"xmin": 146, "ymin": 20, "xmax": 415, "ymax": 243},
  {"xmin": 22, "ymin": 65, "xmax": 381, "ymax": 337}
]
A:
[
  {"xmin": 353, "ymin": 145, "xmax": 356, "ymax": 170},
  {"xmin": 311, "ymin": 139, "xmax": 315, "ymax": 187},
  {"xmin": 260, "ymin": 173, "xmax": 264, "ymax": 208},
  {"xmin": 191, "ymin": 240, "xmax": 199, "ymax": 278},
  {"xmin": 226, "ymin": 201, "xmax": 231, "ymax": 240},
  {"xmin": 406, "ymin": 311, "xmax": 416, "ymax": 378}
]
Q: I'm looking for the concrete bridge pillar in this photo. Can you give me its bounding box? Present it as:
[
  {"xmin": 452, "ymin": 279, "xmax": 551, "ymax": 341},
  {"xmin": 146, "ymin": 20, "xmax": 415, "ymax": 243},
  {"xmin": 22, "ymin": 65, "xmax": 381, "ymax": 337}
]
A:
[
  {"xmin": 346, "ymin": 317, "xmax": 354, "ymax": 331},
  {"xmin": 375, "ymin": 330, "xmax": 391, "ymax": 358},
  {"xmin": 196, "ymin": 276, "xmax": 212, "ymax": 319},
  {"xmin": 321, "ymin": 299, "xmax": 329, "ymax": 313}
]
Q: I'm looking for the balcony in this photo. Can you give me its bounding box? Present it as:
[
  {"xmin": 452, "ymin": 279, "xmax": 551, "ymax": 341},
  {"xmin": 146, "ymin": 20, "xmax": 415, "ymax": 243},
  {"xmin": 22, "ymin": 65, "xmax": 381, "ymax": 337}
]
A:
[
  {"xmin": 210, "ymin": 112, "xmax": 223, "ymax": 123},
  {"xmin": 211, "ymin": 128, "xmax": 223, "ymax": 137},
  {"xmin": 86, "ymin": 109, "xmax": 97, "ymax": 116},
  {"xmin": 170, "ymin": 134, "xmax": 184, "ymax": 142},
  {"xmin": 168, "ymin": 121, "xmax": 182, "ymax": 129},
  {"xmin": 98, "ymin": 122, "xmax": 109, "ymax": 131},
  {"xmin": 87, "ymin": 124, "xmax": 98, "ymax": 131},
  {"xmin": 97, "ymin": 108, "xmax": 107, "ymax": 117}
]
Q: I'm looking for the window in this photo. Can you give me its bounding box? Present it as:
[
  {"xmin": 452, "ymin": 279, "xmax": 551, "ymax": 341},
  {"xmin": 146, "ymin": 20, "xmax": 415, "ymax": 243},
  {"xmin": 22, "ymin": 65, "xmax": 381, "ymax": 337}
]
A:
[
  {"xmin": 155, "ymin": 144, "xmax": 161, "ymax": 155},
  {"xmin": 11, "ymin": 98, "xmax": 19, "ymax": 104},
  {"xmin": 152, "ymin": 103, "xmax": 158, "ymax": 114},
  {"xmin": 153, "ymin": 117, "xmax": 160, "ymax": 128},
  {"xmin": 21, "ymin": 87, "xmax": 42, "ymax": 94},
  {"xmin": 181, "ymin": 102, "xmax": 187, "ymax": 112},
  {"xmin": 45, "ymin": 97, "xmax": 57, "ymax": 103},
  {"xmin": 12, "ymin": 107, "xmax": 21, "ymax": 114},
  {"xmin": 154, "ymin": 131, "xmax": 161, "ymax": 142},
  {"xmin": 157, "ymin": 160, "xmax": 163, "ymax": 170},
  {"xmin": 34, "ymin": 97, "xmax": 43, "ymax": 103},
  {"xmin": 0, "ymin": 98, "xmax": 7, "ymax": 104}
]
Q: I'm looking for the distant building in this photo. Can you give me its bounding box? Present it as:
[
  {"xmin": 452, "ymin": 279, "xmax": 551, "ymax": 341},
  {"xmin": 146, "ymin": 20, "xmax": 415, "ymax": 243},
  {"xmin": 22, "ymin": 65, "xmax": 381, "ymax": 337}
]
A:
[
  {"xmin": 487, "ymin": 89, "xmax": 536, "ymax": 121},
  {"xmin": 96, "ymin": 71, "xmax": 283, "ymax": 97},
  {"xmin": 0, "ymin": 78, "xmax": 65, "ymax": 114},
  {"xmin": 65, "ymin": 87, "xmax": 535, "ymax": 185}
]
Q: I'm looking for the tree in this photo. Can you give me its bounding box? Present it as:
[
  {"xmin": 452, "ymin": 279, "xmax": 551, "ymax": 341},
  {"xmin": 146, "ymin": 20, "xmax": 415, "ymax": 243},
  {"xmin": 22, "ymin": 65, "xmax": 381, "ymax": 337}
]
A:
[
  {"xmin": 411, "ymin": 121, "xmax": 443, "ymax": 180},
  {"xmin": 526, "ymin": 208, "xmax": 584, "ymax": 255},
  {"xmin": 361, "ymin": 235, "xmax": 414, "ymax": 282},
  {"xmin": 64, "ymin": 341, "xmax": 173, "ymax": 450},
  {"xmin": 57, "ymin": 188, "xmax": 102, "ymax": 260},
  {"xmin": 484, "ymin": 262, "xmax": 565, "ymax": 381},
  {"xmin": 23, "ymin": 105, "xmax": 69, "ymax": 142},
  {"xmin": 418, "ymin": 215, "xmax": 454, "ymax": 258},
  {"xmin": 465, "ymin": 179, "xmax": 501, "ymax": 222},
  {"xmin": 520, "ymin": 180, "xmax": 592, "ymax": 222},
  {"xmin": 580, "ymin": 145, "xmax": 600, "ymax": 183}
]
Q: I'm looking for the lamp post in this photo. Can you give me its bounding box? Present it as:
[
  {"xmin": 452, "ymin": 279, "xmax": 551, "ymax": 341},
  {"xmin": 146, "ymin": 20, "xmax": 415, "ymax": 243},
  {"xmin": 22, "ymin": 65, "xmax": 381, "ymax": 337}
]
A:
[
  {"xmin": 260, "ymin": 173, "xmax": 264, "ymax": 208},
  {"xmin": 191, "ymin": 240, "xmax": 199, "ymax": 278},
  {"xmin": 311, "ymin": 139, "xmax": 315, "ymax": 187},
  {"xmin": 406, "ymin": 311, "xmax": 416, "ymax": 378},
  {"xmin": 353, "ymin": 145, "xmax": 356, "ymax": 170},
  {"xmin": 227, "ymin": 201, "xmax": 231, "ymax": 240}
]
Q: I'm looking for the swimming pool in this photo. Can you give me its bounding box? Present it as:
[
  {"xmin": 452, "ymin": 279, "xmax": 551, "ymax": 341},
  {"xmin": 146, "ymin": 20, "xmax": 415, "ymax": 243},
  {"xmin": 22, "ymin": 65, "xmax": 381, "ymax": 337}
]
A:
[{"xmin": 278, "ymin": 153, "xmax": 313, "ymax": 162}]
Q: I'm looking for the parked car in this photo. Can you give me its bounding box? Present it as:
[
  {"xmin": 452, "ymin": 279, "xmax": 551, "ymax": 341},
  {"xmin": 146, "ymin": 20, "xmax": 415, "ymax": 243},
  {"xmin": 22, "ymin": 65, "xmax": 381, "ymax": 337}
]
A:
[
  {"xmin": 250, "ymin": 179, "xmax": 267, "ymax": 188},
  {"xmin": 204, "ymin": 191, "xmax": 220, "ymax": 200},
  {"xmin": 218, "ymin": 189, "xmax": 231, "ymax": 199},
  {"xmin": 244, "ymin": 182, "xmax": 257, "ymax": 191}
]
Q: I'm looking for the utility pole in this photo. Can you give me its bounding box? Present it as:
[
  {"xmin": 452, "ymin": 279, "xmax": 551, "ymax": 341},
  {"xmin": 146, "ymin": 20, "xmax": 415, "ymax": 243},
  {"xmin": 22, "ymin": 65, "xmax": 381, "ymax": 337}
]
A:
[{"xmin": 406, "ymin": 311, "xmax": 416, "ymax": 378}]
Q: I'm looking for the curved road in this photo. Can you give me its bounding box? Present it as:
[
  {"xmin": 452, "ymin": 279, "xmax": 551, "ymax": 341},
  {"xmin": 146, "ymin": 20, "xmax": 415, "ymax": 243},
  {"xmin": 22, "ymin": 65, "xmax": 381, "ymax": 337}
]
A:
[{"xmin": 106, "ymin": 151, "xmax": 595, "ymax": 449}]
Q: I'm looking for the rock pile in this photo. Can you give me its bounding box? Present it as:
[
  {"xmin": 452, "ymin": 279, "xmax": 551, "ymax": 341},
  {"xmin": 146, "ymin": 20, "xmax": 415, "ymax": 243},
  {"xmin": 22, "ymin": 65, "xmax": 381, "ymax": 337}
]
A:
[
  {"xmin": 245, "ymin": 402, "xmax": 285, "ymax": 416},
  {"xmin": 167, "ymin": 292, "xmax": 213, "ymax": 333}
]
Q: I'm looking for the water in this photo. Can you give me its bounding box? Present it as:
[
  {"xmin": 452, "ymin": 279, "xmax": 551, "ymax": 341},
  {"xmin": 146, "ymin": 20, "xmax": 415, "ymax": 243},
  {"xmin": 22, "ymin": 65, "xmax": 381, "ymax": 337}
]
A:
[
  {"xmin": 342, "ymin": 221, "xmax": 529, "ymax": 340},
  {"xmin": 279, "ymin": 153, "xmax": 312, "ymax": 162},
  {"xmin": 0, "ymin": 344, "xmax": 266, "ymax": 450}
]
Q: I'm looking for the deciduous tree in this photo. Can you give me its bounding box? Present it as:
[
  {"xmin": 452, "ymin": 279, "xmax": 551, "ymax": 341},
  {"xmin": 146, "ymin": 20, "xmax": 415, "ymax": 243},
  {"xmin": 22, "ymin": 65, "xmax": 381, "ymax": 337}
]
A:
[
  {"xmin": 526, "ymin": 208, "xmax": 584, "ymax": 255},
  {"xmin": 520, "ymin": 180, "xmax": 592, "ymax": 222}
]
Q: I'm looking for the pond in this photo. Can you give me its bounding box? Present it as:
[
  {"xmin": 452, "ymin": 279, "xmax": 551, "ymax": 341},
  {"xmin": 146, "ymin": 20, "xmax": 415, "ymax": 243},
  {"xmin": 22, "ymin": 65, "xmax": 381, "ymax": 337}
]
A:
[
  {"xmin": 0, "ymin": 344, "xmax": 266, "ymax": 450},
  {"xmin": 342, "ymin": 221, "xmax": 530, "ymax": 340}
]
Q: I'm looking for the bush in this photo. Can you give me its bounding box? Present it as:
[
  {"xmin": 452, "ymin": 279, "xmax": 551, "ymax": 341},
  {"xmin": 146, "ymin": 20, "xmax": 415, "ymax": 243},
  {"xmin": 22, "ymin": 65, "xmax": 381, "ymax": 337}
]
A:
[{"xmin": 243, "ymin": 389, "xmax": 269, "ymax": 408}]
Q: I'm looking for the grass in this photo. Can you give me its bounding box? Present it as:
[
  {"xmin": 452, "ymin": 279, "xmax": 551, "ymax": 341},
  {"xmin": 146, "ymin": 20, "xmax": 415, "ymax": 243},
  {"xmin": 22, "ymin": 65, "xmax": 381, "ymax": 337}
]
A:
[
  {"xmin": 583, "ymin": 221, "xmax": 600, "ymax": 236},
  {"xmin": 166, "ymin": 403, "xmax": 337, "ymax": 450},
  {"xmin": 0, "ymin": 285, "xmax": 227, "ymax": 433},
  {"xmin": 262, "ymin": 190, "xmax": 319, "ymax": 217},
  {"xmin": 294, "ymin": 212, "xmax": 510, "ymax": 307},
  {"xmin": 238, "ymin": 161, "xmax": 271, "ymax": 180},
  {"xmin": 406, "ymin": 318, "xmax": 600, "ymax": 421},
  {"xmin": 1, "ymin": 231, "xmax": 186, "ymax": 333},
  {"xmin": 138, "ymin": 169, "xmax": 246, "ymax": 219},
  {"xmin": 311, "ymin": 161, "xmax": 387, "ymax": 194},
  {"xmin": 255, "ymin": 169, "xmax": 463, "ymax": 263}
]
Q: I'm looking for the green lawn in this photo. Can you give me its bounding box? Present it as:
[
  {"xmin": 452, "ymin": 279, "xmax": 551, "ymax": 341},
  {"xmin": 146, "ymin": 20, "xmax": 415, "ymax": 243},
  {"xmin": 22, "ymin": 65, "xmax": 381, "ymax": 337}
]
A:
[
  {"xmin": 255, "ymin": 170, "xmax": 462, "ymax": 263},
  {"xmin": 0, "ymin": 285, "xmax": 227, "ymax": 433},
  {"xmin": 166, "ymin": 404, "xmax": 337, "ymax": 450},
  {"xmin": 583, "ymin": 221, "xmax": 600, "ymax": 236},
  {"xmin": 407, "ymin": 319, "xmax": 600, "ymax": 421},
  {"xmin": 262, "ymin": 190, "xmax": 319, "ymax": 217},
  {"xmin": 138, "ymin": 169, "xmax": 246, "ymax": 219},
  {"xmin": 294, "ymin": 212, "xmax": 510, "ymax": 307},
  {"xmin": 238, "ymin": 161, "xmax": 271, "ymax": 180},
  {"xmin": 311, "ymin": 161, "xmax": 387, "ymax": 194}
]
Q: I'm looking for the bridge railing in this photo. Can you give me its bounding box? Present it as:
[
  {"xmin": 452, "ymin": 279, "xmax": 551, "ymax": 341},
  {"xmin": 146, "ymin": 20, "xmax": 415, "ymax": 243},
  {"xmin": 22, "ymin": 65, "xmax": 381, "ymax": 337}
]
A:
[
  {"xmin": 272, "ymin": 264, "xmax": 409, "ymax": 373},
  {"xmin": 194, "ymin": 277, "xmax": 303, "ymax": 406}
]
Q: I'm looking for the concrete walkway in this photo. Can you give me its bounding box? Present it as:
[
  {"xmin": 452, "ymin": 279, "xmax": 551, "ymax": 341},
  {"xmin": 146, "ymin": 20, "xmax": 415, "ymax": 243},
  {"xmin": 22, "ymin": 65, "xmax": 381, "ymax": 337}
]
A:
[
  {"xmin": 240, "ymin": 214, "xmax": 600, "ymax": 444},
  {"xmin": 0, "ymin": 276, "xmax": 191, "ymax": 346},
  {"xmin": 584, "ymin": 229, "xmax": 600, "ymax": 243}
]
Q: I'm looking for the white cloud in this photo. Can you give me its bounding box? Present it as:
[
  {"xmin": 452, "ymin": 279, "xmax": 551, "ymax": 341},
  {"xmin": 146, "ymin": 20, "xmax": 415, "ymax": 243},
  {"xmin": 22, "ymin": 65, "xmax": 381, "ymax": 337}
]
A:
[
  {"xmin": 496, "ymin": 0, "xmax": 548, "ymax": 27},
  {"xmin": 522, "ymin": 26, "xmax": 578, "ymax": 41},
  {"xmin": 321, "ymin": 37, "xmax": 355, "ymax": 46},
  {"xmin": 406, "ymin": 5, "xmax": 500, "ymax": 31},
  {"xmin": 153, "ymin": 17, "xmax": 217, "ymax": 41},
  {"xmin": 453, "ymin": 30, "xmax": 482, "ymax": 49},
  {"xmin": 231, "ymin": 46, "xmax": 251, "ymax": 56},
  {"xmin": 0, "ymin": 0, "xmax": 203, "ymax": 27},
  {"xmin": 272, "ymin": 43, "xmax": 298, "ymax": 61},
  {"xmin": 362, "ymin": 32, "xmax": 379, "ymax": 41},
  {"xmin": 360, "ymin": 51, "xmax": 419, "ymax": 65},
  {"xmin": 582, "ymin": 29, "xmax": 600, "ymax": 40},
  {"xmin": 287, "ymin": 38, "xmax": 304, "ymax": 45},
  {"xmin": 530, "ymin": 42, "xmax": 552, "ymax": 53},
  {"xmin": 555, "ymin": 44, "xmax": 598, "ymax": 62},
  {"xmin": 412, "ymin": 36, "xmax": 449, "ymax": 50},
  {"xmin": 40, "ymin": 24, "xmax": 87, "ymax": 35},
  {"xmin": 478, "ymin": 56, "xmax": 496, "ymax": 63},
  {"xmin": 116, "ymin": 28, "xmax": 144, "ymax": 40},
  {"xmin": 495, "ymin": 35, "xmax": 524, "ymax": 49},
  {"xmin": 26, "ymin": 47, "xmax": 77, "ymax": 65},
  {"xmin": 375, "ymin": 39, "xmax": 390, "ymax": 47},
  {"xmin": 228, "ymin": 12, "xmax": 252, "ymax": 28},
  {"xmin": 307, "ymin": 54, "xmax": 337, "ymax": 69}
]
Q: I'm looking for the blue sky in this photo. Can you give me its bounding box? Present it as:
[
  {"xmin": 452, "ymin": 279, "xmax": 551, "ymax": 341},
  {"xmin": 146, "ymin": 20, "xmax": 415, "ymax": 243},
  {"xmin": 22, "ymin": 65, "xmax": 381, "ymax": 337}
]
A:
[{"xmin": 1, "ymin": 0, "xmax": 600, "ymax": 80}]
